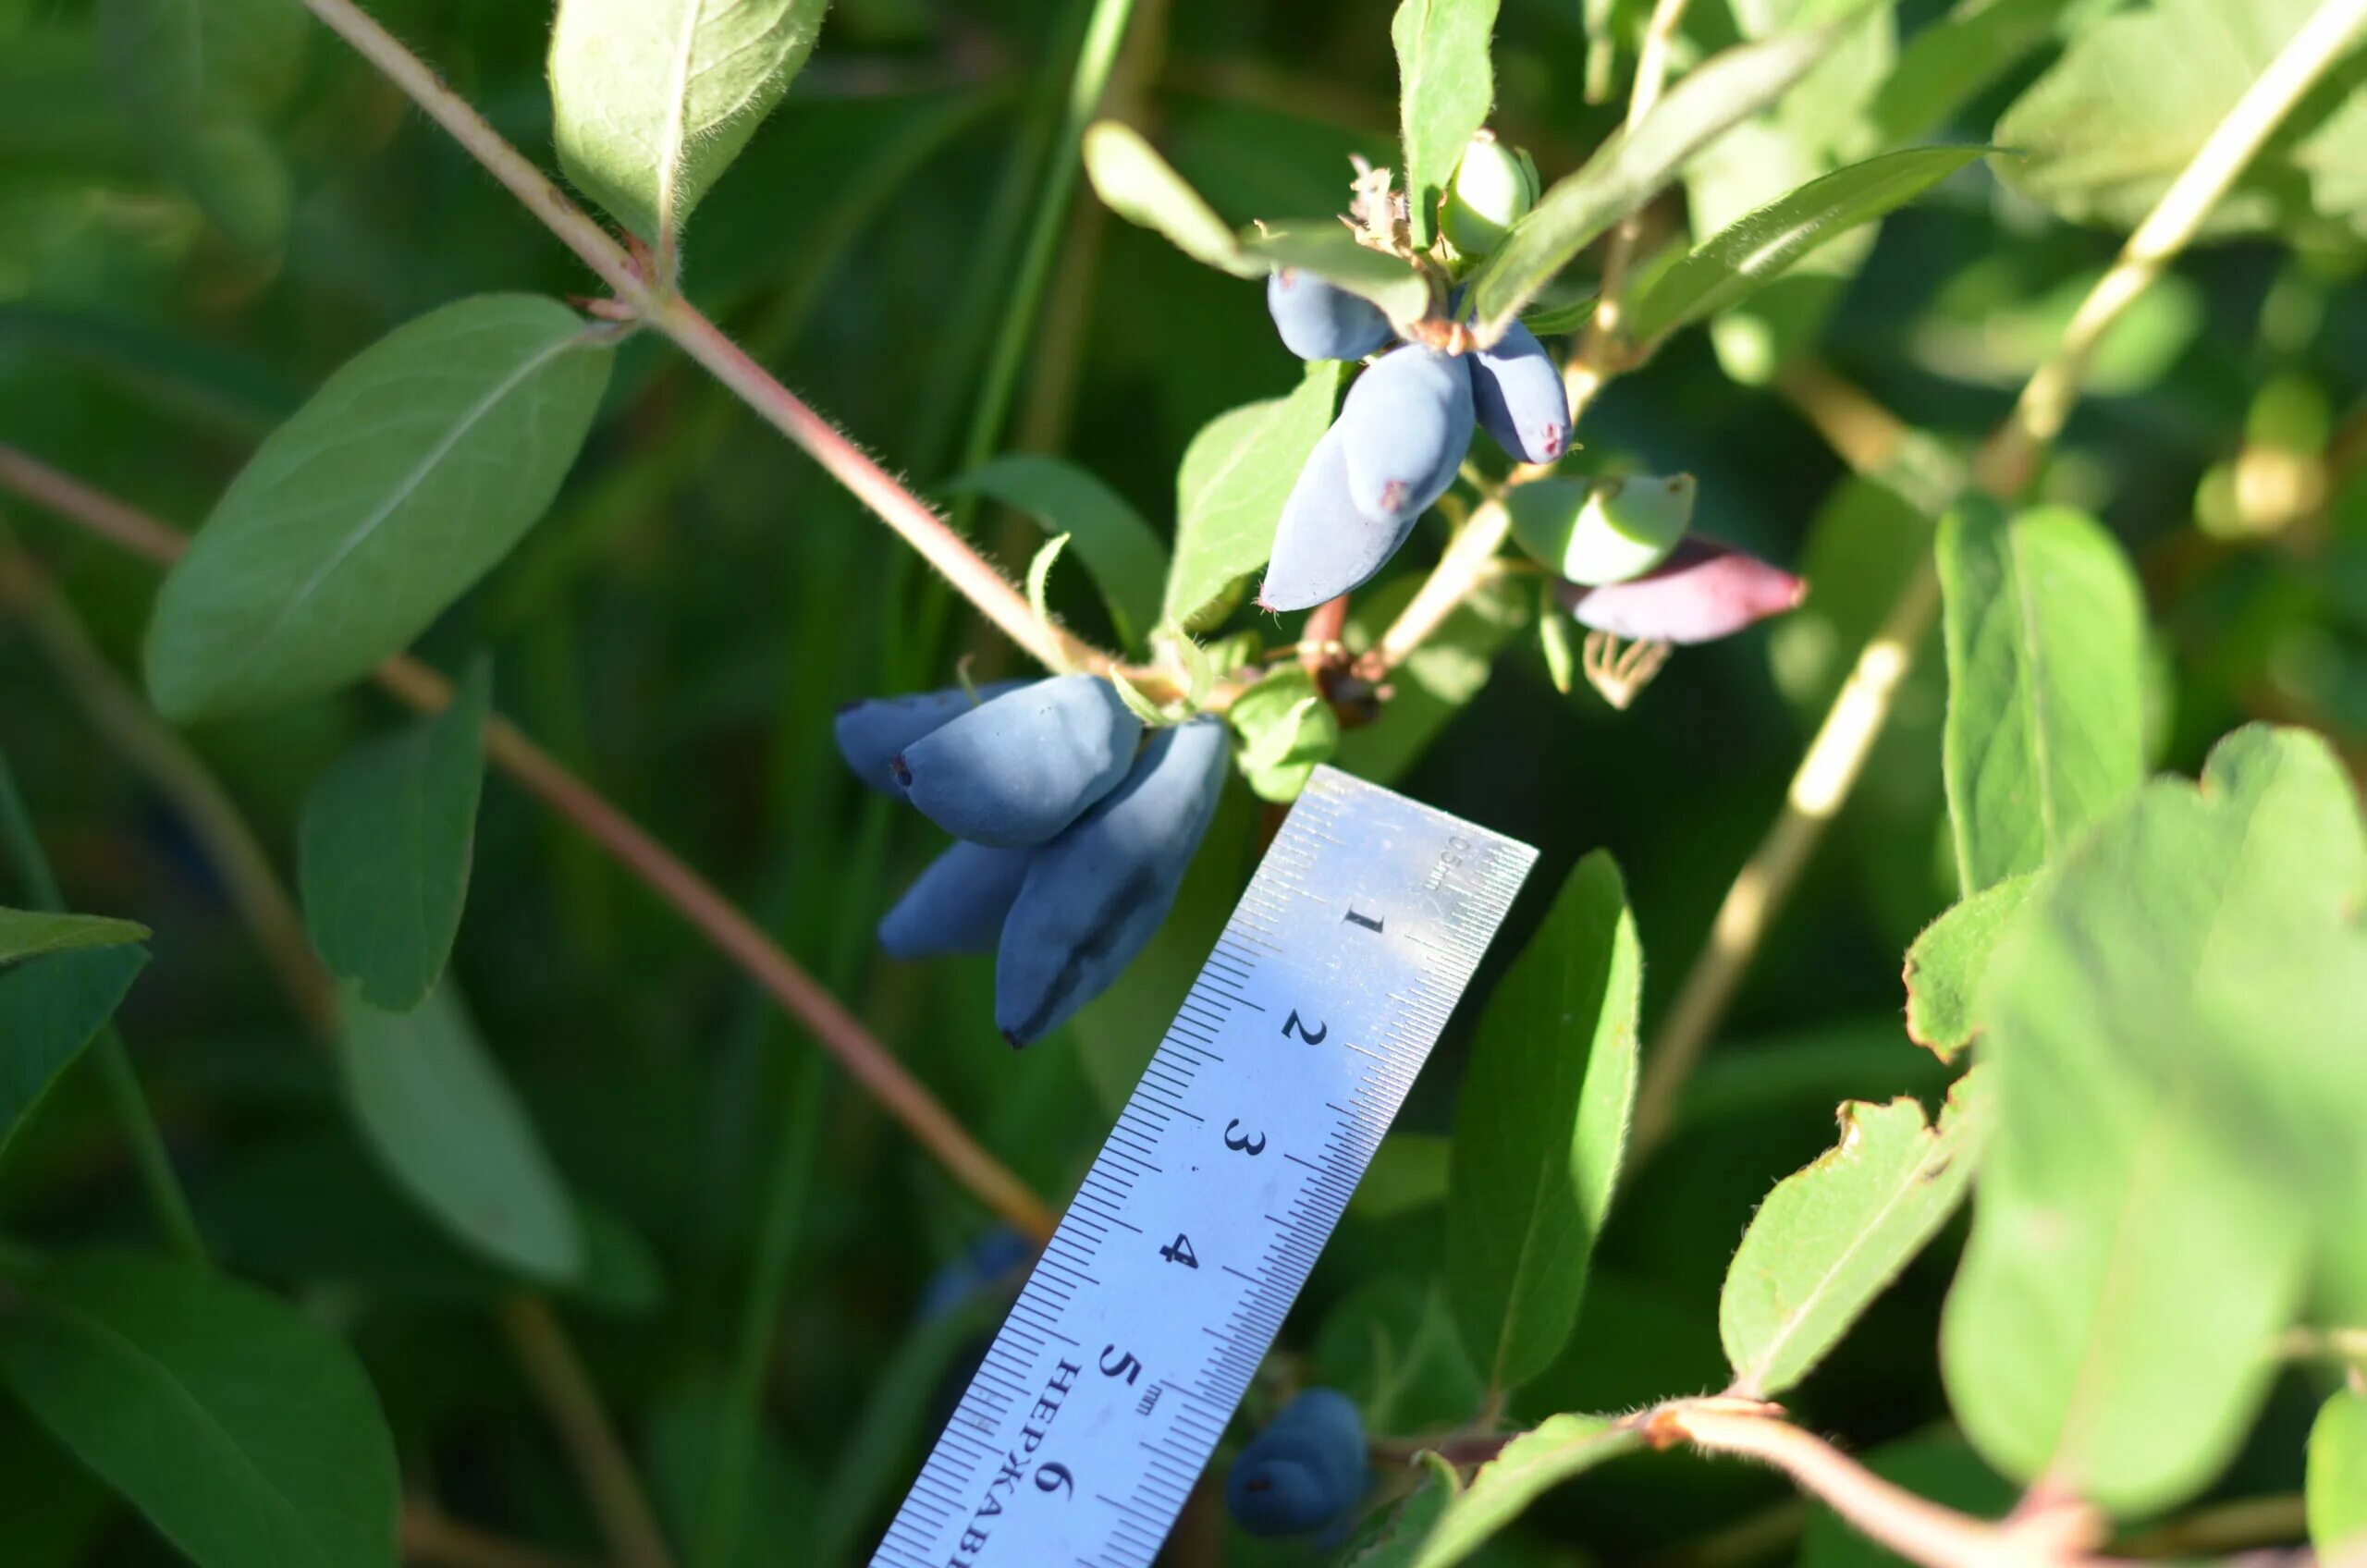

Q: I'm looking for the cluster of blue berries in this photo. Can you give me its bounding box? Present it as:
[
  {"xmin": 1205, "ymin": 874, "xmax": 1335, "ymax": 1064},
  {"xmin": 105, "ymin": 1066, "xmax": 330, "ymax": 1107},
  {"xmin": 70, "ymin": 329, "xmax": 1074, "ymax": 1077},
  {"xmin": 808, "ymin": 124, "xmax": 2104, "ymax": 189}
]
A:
[
  {"xmin": 837, "ymin": 676, "xmax": 1227, "ymax": 1046},
  {"xmin": 1259, "ymin": 276, "xmax": 1573, "ymax": 613},
  {"xmin": 1225, "ymin": 1388, "xmax": 1369, "ymax": 1537}
]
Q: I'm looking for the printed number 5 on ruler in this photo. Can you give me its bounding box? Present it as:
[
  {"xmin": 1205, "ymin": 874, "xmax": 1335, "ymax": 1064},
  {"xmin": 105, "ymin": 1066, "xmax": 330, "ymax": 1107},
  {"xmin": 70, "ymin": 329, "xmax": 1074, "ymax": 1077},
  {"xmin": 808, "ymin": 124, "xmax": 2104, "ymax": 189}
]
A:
[{"xmin": 872, "ymin": 766, "xmax": 1537, "ymax": 1567}]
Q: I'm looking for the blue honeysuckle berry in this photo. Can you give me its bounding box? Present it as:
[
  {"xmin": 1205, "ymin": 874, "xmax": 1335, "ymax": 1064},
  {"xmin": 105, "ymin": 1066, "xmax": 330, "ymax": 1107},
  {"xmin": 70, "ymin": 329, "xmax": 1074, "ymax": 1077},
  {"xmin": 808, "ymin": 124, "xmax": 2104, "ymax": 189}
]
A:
[
  {"xmin": 1269, "ymin": 269, "xmax": 1395, "ymax": 362},
  {"xmin": 917, "ymin": 1225, "xmax": 1034, "ymax": 1320},
  {"xmin": 893, "ymin": 674, "xmax": 1143, "ymax": 848},
  {"xmin": 878, "ymin": 840, "xmax": 1036, "ymax": 960},
  {"xmin": 834, "ymin": 680, "xmax": 1026, "ymax": 795},
  {"xmin": 1339, "ymin": 346, "xmax": 1476, "ymax": 529},
  {"xmin": 1257, "ymin": 421, "xmax": 1420, "ymax": 612},
  {"xmin": 1225, "ymin": 1388, "xmax": 1369, "ymax": 1538},
  {"xmin": 1470, "ymin": 318, "xmax": 1571, "ymax": 467}
]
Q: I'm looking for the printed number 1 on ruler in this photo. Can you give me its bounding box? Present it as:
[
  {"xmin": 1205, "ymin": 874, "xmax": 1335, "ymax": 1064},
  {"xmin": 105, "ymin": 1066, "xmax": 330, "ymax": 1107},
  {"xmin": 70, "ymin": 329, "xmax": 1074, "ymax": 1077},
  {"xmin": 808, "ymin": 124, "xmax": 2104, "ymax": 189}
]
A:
[{"xmin": 871, "ymin": 766, "xmax": 1539, "ymax": 1568}]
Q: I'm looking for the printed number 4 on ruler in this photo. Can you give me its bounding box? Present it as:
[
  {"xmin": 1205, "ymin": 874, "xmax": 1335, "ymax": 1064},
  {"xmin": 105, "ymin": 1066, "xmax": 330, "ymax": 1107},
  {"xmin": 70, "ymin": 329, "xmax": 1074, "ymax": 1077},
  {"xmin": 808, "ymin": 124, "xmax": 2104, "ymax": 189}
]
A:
[{"xmin": 873, "ymin": 766, "xmax": 1539, "ymax": 1568}]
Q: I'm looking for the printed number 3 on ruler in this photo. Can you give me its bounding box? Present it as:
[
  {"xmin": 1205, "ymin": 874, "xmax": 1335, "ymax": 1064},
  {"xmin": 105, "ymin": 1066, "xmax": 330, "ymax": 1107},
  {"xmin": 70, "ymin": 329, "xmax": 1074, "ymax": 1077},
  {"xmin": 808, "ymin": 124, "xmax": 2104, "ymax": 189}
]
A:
[{"xmin": 872, "ymin": 766, "xmax": 1538, "ymax": 1568}]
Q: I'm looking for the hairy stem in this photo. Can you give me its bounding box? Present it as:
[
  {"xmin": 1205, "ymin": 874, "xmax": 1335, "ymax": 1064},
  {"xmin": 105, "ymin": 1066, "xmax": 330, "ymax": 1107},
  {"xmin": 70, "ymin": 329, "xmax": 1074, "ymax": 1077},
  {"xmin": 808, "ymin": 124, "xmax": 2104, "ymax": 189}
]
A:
[
  {"xmin": 0, "ymin": 750, "xmax": 208, "ymax": 1262},
  {"xmin": 497, "ymin": 1298, "xmax": 677, "ymax": 1568},
  {"xmin": 0, "ymin": 444, "xmax": 1058, "ymax": 1244},
  {"xmin": 294, "ymin": 0, "xmax": 1103, "ymax": 680}
]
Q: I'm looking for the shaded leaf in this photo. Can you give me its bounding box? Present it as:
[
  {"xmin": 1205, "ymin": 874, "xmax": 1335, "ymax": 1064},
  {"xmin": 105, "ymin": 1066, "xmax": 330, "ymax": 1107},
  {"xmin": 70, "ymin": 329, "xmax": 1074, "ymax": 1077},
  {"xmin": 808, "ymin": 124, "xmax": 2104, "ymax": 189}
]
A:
[
  {"xmin": 1631, "ymin": 147, "xmax": 1986, "ymax": 345},
  {"xmin": 1335, "ymin": 1452, "xmax": 1460, "ymax": 1566},
  {"xmin": 0, "ymin": 946, "xmax": 148, "ymax": 1160},
  {"xmin": 1165, "ymin": 361, "xmax": 1347, "ymax": 629},
  {"xmin": 144, "ymin": 296, "xmax": 612, "ymax": 721},
  {"xmin": 1352, "ymin": 1133, "xmax": 1453, "ymax": 1220},
  {"xmin": 1448, "ymin": 852, "xmax": 1641, "ymax": 1392},
  {"xmin": 1082, "ymin": 120, "xmax": 1260, "ymax": 277},
  {"xmin": 1464, "ymin": 27, "xmax": 1842, "ymax": 341},
  {"xmin": 1938, "ymin": 500, "xmax": 2144, "ymax": 894},
  {"xmin": 1992, "ymin": 0, "xmax": 2367, "ymax": 239},
  {"xmin": 335, "ymin": 983, "xmax": 586, "ymax": 1284},
  {"xmin": 548, "ymin": 0, "xmax": 828, "ymax": 243},
  {"xmin": 0, "ymin": 908, "xmax": 150, "ymax": 964},
  {"xmin": 1316, "ymin": 1278, "xmax": 1484, "ymax": 1436},
  {"xmin": 1942, "ymin": 727, "xmax": 2366, "ymax": 1514},
  {"xmin": 644, "ymin": 1378, "xmax": 820, "ymax": 1568},
  {"xmin": 0, "ymin": 1407, "xmax": 115, "ymax": 1568},
  {"xmin": 951, "ymin": 455, "xmax": 1170, "ymax": 647},
  {"xmin": 1393, "ymin": 0, "xmax": 1502, "ymax": 250},
  {"xmin": 0, "ymin": 1252, "xmax": 399, "ymax": 1568},
  {"xmin": 1407, "ymin": 1415, "xmax": 1638, "ymax": 1568},
  {"xmin": 2310, "ymin": 1390, "xmax": 2367, "ymax": 1553},
  {"xmin": 1226, "ymin": 664, "xmax": 1340, "ymax": 802},
  {"xmin": 1870, "ymin": 0, "xmax": 2067, "ymax": 145},
  {"xmin": 1722, "ymin": 1071, "xmax": 1993, "ymax": 1398},
  {"xmin": 1902, "ymin": 874, "xmax": 2036, "ymax": 1063},
  {"xmin": 299, "ymin": 660, "xmax": 490, "ymax": 1011}
]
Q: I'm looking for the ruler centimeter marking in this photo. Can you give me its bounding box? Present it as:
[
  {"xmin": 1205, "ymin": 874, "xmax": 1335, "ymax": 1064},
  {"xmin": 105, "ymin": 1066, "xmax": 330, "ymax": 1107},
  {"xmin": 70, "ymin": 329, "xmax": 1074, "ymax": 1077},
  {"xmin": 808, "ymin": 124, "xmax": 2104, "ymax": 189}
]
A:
[{"xmin": 870, "ymin": 766, "xmax": 1538, "ymax": 1568}]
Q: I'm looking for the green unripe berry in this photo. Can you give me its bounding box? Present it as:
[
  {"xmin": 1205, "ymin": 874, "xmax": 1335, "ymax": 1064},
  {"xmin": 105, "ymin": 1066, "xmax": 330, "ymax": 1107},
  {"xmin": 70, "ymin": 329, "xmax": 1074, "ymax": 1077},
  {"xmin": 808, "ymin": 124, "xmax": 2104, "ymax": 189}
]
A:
[
  {"xmin": 1507, "ymin": 473, "xmax": 1697, "ymax": 586},
  {"xmin": 1440, "ymin": 133, "xmax": 1539, "ymax": 260}
]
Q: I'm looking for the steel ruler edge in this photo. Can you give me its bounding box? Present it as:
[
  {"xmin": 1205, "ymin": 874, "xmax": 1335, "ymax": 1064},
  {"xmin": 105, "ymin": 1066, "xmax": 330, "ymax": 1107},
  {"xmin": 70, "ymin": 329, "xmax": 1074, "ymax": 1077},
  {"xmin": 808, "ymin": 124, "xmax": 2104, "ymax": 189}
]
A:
[{"xmin": 871, "ymin": 765, "xmax": 1540, "ymax": 1568}]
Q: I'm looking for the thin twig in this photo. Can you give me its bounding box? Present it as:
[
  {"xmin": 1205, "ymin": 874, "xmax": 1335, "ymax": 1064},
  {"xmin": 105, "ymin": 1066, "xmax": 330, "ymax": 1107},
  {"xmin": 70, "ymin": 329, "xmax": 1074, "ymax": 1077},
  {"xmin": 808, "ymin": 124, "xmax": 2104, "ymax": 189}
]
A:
[
  {"xmin": 0, "ymin": 444, "xmax": 1058, "ymax": 1245},
  {"xmin": 293, "ymin": 0, "xmax": 1104, "ymax": 682},
  {"xmin": 497, "ymin": 1298, "xmax": 678, "ymax": 1568},
  {"xmin": 1370, "ymin": 500, "xmax": 1515, "ymax": 674},
  {"xmin": 400, "ymin": 1502, "xmax": 614, "ymax": 1568},
  {"xmin": 1978, "ymin": 0, "xmax": 2367, "ymax": 496}
]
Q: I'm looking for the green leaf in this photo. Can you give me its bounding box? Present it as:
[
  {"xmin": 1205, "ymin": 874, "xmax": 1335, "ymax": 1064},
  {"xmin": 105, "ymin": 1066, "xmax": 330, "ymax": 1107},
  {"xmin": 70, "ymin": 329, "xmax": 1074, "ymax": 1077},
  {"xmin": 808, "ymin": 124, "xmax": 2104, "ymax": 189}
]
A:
[
  {"xmin": 299, "ymin": 660, "xmax": 491, "ymax": 1012},
  {"xmin": 1025, "ymin": 533, "xmax": 1069, "ymax": 631},
  {"xmin": 0, "ymin": 1407, "xmax": 115, "ymax": 1568},
  {"xmin": 950, "ymin": 455, "xmax": 1170, "ymax": 647},
  {"xmin": 144, "ymin": 296, "xmax": 613, "ymax": 722},
  {"xmin": 335, "ymin": 983, "xmax": 586, "ymax": 1284},
  {"xmin": 1334, "ymin": 1452, "xmax": 1460, "ymax": 1566},
  {"xmin": 1351, "ymin": 1133, "xmax": 1453, "ymax": 1220},
  {"xmin": 95, "ymin": 0, "xmax": 307, "ymax": 249},
  {"xmin": 1630, "ymin": 147, "xmax": 1986, "ymax": 346},
  {"xmin": 548, "ymin": 0, "xmax": 828, "ymax": 244},
  {"xmin": 1448, "ymin": 852, "xmax": 1641, "ymax": 1393},
  {"xmin": 1392, "ymin": 0, "xmax": 1501, "ymax": 251},
  {"xmin": 0, "ymin": 1252, "xmax": 399, "ymax": 1568},
  {"xmin": 1406, "ymin": 1415, "xmax": 1638, "ymax": 1568},
  {"xmin": 1870, "ymin": 0, "xmax": 2067, "ymax": 145},
  {"xmin": 1721, "ymin": 1071, "xmax": 1993, "ymax": 1398},
  {"xmin": 1991, "ymin": 0, "xmax": 2367, "ymax": 239},
  {"xmin": 1938, "ymin": 500, "xmax": 2145, "ymax": 894},
  {"xmin": 0, "ymin": 946, "xmax": 148, "ymax": 1161},
  {"xmin": 1799, "ymin": 1433, "xmax": 2015, "ymax": 1568},
  {"xmin": 0, "ymin": 908, "xmax": 150, "ymax": 964},
  {"xmin": 1315, "ymin": 1278, "xmax": 1484, "ymax": 1436},
  {"xmin": 1463, "ymin": 27, "xmax": 1843, "ymax": 342},
  {"xmin": 1339, "ymin": 570, "xmax": 1528, "ymax": 784},
  {"xmin": 1225, "ymin": 665, "xmax": 1340, "ymax": 802},
  {"xmin": 1240, "ymin": 224, "xmax": 1435, "ymax": 327},
  {"xmin": 2310, "ymin": 1389, "xmax": 2367, "ymax": 1553},
  {"xmin": 1902, "ymin": 874, "xmax": 2037, "ymax": 1063},
  {"xmin": 1082, "ymin": 121, "xmax": 1261, "ymax": 277},
  {"xmin": 1942, "ymin": 726, "xmax": 2367, "ymax": 1514},
  {"xmin": 1165, "ymin": 361, "xmax": 1347, "ymax": 629}
]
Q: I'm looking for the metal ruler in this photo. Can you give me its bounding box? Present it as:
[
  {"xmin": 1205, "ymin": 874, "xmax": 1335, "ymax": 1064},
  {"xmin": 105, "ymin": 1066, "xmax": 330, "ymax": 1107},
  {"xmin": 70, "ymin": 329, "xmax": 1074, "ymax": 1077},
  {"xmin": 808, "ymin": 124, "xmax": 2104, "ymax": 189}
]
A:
[{"xmin": 870, "ymin": 766, "xmax": 1538, "ymax": 1568}]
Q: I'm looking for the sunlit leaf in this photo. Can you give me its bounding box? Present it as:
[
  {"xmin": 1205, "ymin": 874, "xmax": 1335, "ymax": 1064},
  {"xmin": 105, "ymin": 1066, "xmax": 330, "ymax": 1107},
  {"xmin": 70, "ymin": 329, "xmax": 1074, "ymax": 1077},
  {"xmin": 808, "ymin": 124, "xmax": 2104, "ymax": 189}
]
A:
[
  {"xmin": 1392, "ymin": 0, "xmax": 1501, "ymax": 250},
  {"xmin": 1240, "ymin": 224, "xmax": 1434, "ymax": 326},
  {"xmin": 0, "ymin": 908, "xmax": 149, "ymax": 965},
  {"xmin": 1165, "ymin": 361, "xmax": 1347, "ymax": 629},
  {"xmin": 2310, "ymin": 1389, "xmax": 2367, "ymax": 1554},
  {"xmin": 1082, "ymin": 121, "xmax": 1260, "ymax": 277},
  {"xmin": 1902, "ymin": 873, "xmax": 2036, "ymax": 1063}
]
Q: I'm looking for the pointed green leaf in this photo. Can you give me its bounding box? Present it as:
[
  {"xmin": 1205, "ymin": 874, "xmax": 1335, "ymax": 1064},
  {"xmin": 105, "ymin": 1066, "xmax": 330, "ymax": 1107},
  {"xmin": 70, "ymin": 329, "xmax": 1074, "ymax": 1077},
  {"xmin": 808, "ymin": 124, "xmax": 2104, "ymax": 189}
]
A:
[
  {"xmin": 144, "ymin": 296, "xmax": 613, "ymax": 722},
  {"xmin": 1024, "ymin": 533, "xmax": 1069, "ymax": 631},
  {"xmin": 2310, "ymin": 1389, "xmax": 2367, "ymax": 1553},
  {"xmin": 1407, "ymin": 1415, "xmax": 1639, "ymax": 1568},
  {"xmin": 1082, "ymin": 121, "xmax": 1260, "ymax": 277},
  {"xmin": 1722, "ymin": 1071, "xmax": 1993, "ymax": 1398},
  {"xmin": 1240, "ymin": 225, "xmax": 1434, "ymax": 327},
  {"xmin": 0, "ymin": 908, "xmax": 150, "ymax": 964},
  {"xmin": 1938, "ymin": 500, "xmax": 2145, "ymax": 894},
  {"xmin": 1903, "ymin": 873, "xmax": 2037, "ymax": 1063},
  {"xmin": 0, "ymin": 1252, "xmax": 399, "ymax": 1568},
  {"xmin": 0, "ymin": 946, "xmax": 148, "ymax": 1160},
  {"xmin": 1392, "ymin": 0, "xmax": 1501, "ymax": 251},
  {"xmin": 549, "ymin": 0, "xmax": 828, "ymax": 243},
  {"xmin": 95, "ymin": 0, "xmax": 306, "ymax": 249},
  {"xmin": 1631, "ymin": 146, "xmax": 1986, "ymax": 345},
  {"xmin": 951, "ymin": 455, "xmax": 1170, "ymax": 647},
  {"xmin": 1448, "ymin": 852, "xmax": 1641, "ymax": 1392},
  {"xmin": 1165, "ymin": 361, "xmax": 1347, "ymax": 629},
  {"xmin": 300, "ymin": 660, "xmax": 490, "ymax": 1011},
  {"xmin": 335, "ymin": 983, "xmax": 586, "ymax": 1283},
  {"xmin": 1464, "ymin": 27, "xmax": 1842, "ymax": 341},
  {"xmin": 1335, "ymin": 1452, "xmax": 1461, "ymax": 1566},
  {"xmin": 1942, "ymin": 727, "xmax": 2367, "ymax": 1514},
  {"xmin": 1225, "ymin": 665, "xmax": 1340, "ymax": 802}
]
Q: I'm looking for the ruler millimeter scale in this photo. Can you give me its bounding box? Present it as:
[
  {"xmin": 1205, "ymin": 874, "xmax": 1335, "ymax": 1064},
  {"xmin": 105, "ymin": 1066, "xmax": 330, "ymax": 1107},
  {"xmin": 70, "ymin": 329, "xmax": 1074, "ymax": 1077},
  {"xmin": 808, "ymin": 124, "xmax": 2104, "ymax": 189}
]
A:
[{"xmin": 872, "ymin": 767, "xmax": 1539, "ymax": 1568}]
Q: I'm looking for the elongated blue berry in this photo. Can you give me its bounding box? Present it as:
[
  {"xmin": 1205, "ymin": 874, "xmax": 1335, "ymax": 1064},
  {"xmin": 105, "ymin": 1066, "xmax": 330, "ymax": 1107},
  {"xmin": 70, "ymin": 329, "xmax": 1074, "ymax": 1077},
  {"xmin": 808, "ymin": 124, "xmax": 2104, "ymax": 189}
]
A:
[
  {"xmin": 994, "ymin": 718, "xmax": 1228, "ymax": 1045},
  {"xmin": 835, "ymin": 680, "xmax": 1025, "ymax": 795},
  {"xmin": 1470, "ymin": 320, "xmax": 1570, "ymax": 465},
  {"xmin": 1225, "ymin": 1389, "xmax": 1367, "ymax": 1537},
  {"xmin": 1340, "ymin": 347, "xmax": 1474, "ymax": 528},
  {"xmin": 894, "ymin": 675, "xmax": 1143, "ymax": 848},
  {"xmin": 1268, "ymin": 270, "xmax": 1393, "ymax": 361},
  {"xmin": 1557, "ymin": 536, "xmax": 1806, "ymax": 643},
  {"xmin": 878, "ymin": 841, "xmax": 1034, "ymax": 959},
  {"xmin": 1257, "ymin": 423, "xmax": 1419, "ymax": 612},
  {"xmin": 918, "ymin": 1225, "xmax": 1032, "ymax": 1319}
]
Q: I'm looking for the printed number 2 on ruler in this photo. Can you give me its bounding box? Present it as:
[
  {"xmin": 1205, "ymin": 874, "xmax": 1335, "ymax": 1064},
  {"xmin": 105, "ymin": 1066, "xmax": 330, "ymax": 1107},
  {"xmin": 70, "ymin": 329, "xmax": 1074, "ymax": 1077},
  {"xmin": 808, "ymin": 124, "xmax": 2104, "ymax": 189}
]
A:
[{"xmin": 872, "ymin": 766, "xmax": 1539, "ymax": 1568}]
